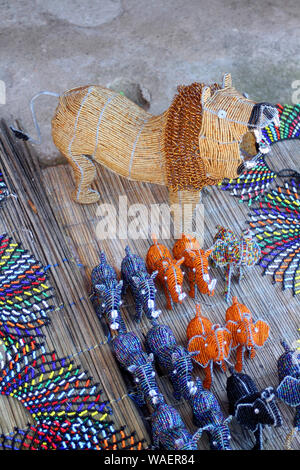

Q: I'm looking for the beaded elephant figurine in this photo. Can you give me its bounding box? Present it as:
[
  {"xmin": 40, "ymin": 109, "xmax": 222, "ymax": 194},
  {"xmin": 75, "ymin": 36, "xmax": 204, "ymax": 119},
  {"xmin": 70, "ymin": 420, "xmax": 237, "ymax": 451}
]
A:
[
  {"xmin": 188, "ymin": 378, "xmax": 232, "ymax": 450},
  {"xmin": 112, "ymin": 332, "xmax": 162, "ymax": 407},
  {"xmin": 187, "ymin": 305, "xmax": 232, "ymax": 389},
  {"xmin": 151, "ymin": 402, "xmax": 203, "ymax": 450},
  {"xmin": 146, "ymin": 324, "xmax": 198, "ymax": 400},
  {"xmin": 146, "ymin": 235, "xmax": 186, "ymax": 310},
  {"xmin": 91, "ymin": 251, "xmax": 126, "ymax": 333},
  {"xmin": 226, "ymin": 368, "xmax": 282, "ymax": 450},
  {"xmin": 276, "ymin": 340, "xmax": 300, "ymax": 449},
  {"xmin": 173, "ymin": 234, "xmax": 216, "ymax": 298},
  {"xmin": 121, "ymin": 245, "xmax": 161, "ymax": 324},
  {"xmin": 225, "ymin": 297, "xmax": 269, "ymax": 372},
  {"xmin": 211, "ymin": 226, "xmax": 261, "ymax": 302}
]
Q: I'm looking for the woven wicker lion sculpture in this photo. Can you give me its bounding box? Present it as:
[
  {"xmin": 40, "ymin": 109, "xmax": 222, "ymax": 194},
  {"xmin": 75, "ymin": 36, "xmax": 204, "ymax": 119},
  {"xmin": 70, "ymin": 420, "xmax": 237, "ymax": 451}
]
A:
[{"xmin": 13, "ymin": 74, "xmax": 279, "ymax": 230}]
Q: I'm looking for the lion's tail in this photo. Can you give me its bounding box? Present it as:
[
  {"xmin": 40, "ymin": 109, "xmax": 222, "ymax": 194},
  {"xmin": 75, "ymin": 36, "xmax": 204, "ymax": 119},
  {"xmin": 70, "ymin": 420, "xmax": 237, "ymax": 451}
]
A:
[{"xmin": 11, "ymin": 91, "xmax": 60, "ymax": 144}]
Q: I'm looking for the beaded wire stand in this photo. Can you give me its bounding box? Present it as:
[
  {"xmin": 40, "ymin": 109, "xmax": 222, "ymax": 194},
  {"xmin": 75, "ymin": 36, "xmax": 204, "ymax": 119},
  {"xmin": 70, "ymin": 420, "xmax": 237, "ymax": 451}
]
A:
[
  {"xmin": 219, "ymin": 104, "xmax": 300, "ymax": 205},
  {"xmin": 248, "ymin": 179, "xmax": 300, "ymax": 296},
  {"xmin": 0, "ymin": 234, "xmax": 144, "ymax": 450}
]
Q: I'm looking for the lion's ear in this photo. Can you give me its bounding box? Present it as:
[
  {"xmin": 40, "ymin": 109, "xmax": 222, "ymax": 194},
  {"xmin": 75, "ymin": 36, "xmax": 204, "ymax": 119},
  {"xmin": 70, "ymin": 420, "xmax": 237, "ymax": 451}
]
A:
[
  {"xmin": 201, "ymin": 86, "xmax": 211, "ymax": 106},
  {"xmin": 222, "ymin": 73, "xmax": 232, "ymax": 88}
]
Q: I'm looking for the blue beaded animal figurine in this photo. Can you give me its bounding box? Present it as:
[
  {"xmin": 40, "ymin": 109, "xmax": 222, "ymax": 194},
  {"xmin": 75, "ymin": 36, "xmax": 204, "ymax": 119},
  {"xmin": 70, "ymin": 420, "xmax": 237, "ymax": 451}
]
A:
[
  {"xmin": 188, "ymin": 378, "xmax": 232, "ymax": 450},
  {"xmin": 146, "ymin": 324, "xmax": 198, "ymax": 400},
  {"xmin": 91, "ymin": 251, "xmax": 126, "ymax": 333},
  {"xmin": 151, "ymin": 402, "xmax": 203, "ymax": 450},
  {"xmin": 276, "ymin": 340, "xmax": 300, "ymax": 448},
  {"xmin": 112, "ymin": 332, "xmax": 163, "ymax": 407},
  {"xmin": 121, "ymin": 246, "xmax": 161, "ymax": 324},
  {"xmin": 226, "ymin": 367, "xmax": 282, "ymax": 450}
]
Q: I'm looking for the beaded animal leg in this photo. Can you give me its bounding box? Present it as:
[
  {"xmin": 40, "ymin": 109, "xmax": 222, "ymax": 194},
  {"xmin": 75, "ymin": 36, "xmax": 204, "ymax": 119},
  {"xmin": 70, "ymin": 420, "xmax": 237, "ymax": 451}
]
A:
[
  {"xmin": 121, "ymin": 280, "xmax": 128, "ymax": 297},
  {"xmin": 135, "ymin": 303, "xmax": 143, "ymax": 323},
  {"xmin": 249, "ymin": 346, "xmax": 256, "ymax": 360},
  {"xmin": 188, "ymin": 269, "xmax": 196, "ymax": 298},
  {"xmin": 163, "ymin": 283, "xmax": 173, "ymax": 310},
  {"xmin": 173, "ymin": 380, "xmax": 182, "ymax": 401},
  {"xmin": 252, "ymin": 424, "xmax": 263, "ymax": 450},
  {"xmin": 67, "ymin": 153, "xmax": 100, "ymax": 204},
  {"xmin": 203, "ymin": 364, "xmax": 212, "ymax": 389},
  {"xmin": 225, "ymin": 264, "xmax": 233, "ymax": 303},
  {"xmin": 235, "ymin": 345, "xmax": 244, "ymax": 372}
]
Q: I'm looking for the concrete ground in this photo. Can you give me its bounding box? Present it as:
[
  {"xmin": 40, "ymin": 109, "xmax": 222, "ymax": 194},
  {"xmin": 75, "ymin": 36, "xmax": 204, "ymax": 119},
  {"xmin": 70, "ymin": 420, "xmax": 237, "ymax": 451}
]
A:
[{"xmin": 0, "ymin": 0, "xmax": 299, "ymax": 165}]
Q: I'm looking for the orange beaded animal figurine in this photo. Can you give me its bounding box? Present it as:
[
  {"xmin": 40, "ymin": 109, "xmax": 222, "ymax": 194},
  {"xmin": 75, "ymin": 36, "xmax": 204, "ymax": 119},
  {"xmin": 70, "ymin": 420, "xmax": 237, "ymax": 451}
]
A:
[
  {"xmin": 173, "ymin": 234, "xmax": 216, "ymax": 298},
  {"xmin": 187, "ymin": 305, "xmax": 232, "ymax": 389},
  {"xmin": 225, "ymin": 297, "xmax": 270, "ymax": 372},
  {"xmin": 146, "ymin": 235, "xmax": 186, "ymax": 310}
]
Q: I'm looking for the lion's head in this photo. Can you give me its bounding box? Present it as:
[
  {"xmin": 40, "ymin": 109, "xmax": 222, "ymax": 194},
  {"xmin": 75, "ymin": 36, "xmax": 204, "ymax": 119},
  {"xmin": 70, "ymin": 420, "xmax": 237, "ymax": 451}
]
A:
[{"xmin": 199, "ymin": 73, "xmax": 279, "ymax": 180}]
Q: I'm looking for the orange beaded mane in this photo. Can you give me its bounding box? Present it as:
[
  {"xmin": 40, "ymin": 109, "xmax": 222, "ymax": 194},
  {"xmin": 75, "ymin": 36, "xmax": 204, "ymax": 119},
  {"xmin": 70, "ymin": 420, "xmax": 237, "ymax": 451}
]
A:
[{"xmin": 163, "ymin": 82, "xmax": 221, "ymax": 192}]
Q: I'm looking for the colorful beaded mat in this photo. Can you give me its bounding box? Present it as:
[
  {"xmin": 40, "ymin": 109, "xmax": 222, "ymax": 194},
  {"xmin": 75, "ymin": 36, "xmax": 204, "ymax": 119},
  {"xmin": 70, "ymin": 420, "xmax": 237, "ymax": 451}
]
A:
[
  {"xmin": 220, "ymin": 104, "xmax": 300, "ymax": 205},
  {"xmin": 0, "ymin": 418, "xmax": 142, "ymax": 450},
  {"xmin": 248, "ymin": 179, "xmax": 300, "ymax": 295},
  {"xmin": 0, "ymin": 171, "xmax": 9, "ymax": 205},
  {"xmin": 0, "ymin": 234, "xmax": 145, "ymax": 450}
]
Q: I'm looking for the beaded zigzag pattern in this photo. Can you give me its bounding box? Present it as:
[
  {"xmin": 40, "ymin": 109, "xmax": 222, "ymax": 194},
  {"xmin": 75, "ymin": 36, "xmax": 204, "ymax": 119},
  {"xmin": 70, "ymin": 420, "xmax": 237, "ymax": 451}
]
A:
[
  {"xmin": 219, "ymin": 104, "xmax": 300, "ymax": 205},
  {"xmin": 0, "ymin": 234, "xmax": 52, "ymax": 340},
  {"xmin": 248, "ymin": 180, "xmax": 300, "ymax": 295}
]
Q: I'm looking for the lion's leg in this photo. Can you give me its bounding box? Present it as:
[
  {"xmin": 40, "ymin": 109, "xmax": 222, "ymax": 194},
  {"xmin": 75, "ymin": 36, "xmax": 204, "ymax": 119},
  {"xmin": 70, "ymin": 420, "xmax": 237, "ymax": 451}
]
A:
[
  {"xmin": 67, "ymin": 153, "xmax": 100, "ymax": 204},
  {"xmin": 169, "ymin": 190, "xmax": 203, "ymax": 240}
]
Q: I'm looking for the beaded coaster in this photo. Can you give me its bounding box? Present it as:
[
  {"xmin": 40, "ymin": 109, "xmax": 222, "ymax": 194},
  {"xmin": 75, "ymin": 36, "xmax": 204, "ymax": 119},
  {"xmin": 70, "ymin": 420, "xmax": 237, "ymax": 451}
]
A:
[
  {"xmin": 219, "ymin": 104, "xmax": 300, "ymax": 205},
  {"xmin": 248, "ymin": 179, "xmax": 300, "ymax": 295}
]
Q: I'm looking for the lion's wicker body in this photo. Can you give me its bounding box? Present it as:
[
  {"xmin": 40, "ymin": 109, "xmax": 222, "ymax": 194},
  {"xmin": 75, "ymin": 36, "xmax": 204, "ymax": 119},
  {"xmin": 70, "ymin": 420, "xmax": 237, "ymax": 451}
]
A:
[{"xmin": 52, "ymin": 85, "xmax": 167, "ymax": 191}]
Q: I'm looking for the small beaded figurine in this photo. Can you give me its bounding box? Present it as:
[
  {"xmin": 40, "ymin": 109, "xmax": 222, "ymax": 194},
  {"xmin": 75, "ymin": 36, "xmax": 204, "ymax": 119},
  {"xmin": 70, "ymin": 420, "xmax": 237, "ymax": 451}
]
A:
[
  {"xmin": 276, "ymin": 340, "xmax": 300, "ymax": 448},
  {"xmin": 146, "ymin": 324, "xmax": 198, "ymax": 400},
  {"xmin": 211, "ymin": 226, "xmax": 261, "ymax": 302},
  {"xmin": 188, "ymin": 378, "xmax": 232, "ymax": 450},
  {"xmin": 151, "ymin": 402, "xmax": 203, "ymax": 450},
  {"xmin": 112, "ymin": 332, "xmax": 162, "ymax": 407},
  {"xmin": 187, "ymin": 305, "xmax": 232, "ymax": 389},
  {"xmin": 226, "ymin": 367, "xmax": 282, "ymax": 450},
  {"xmin": 173, "ymin": 234, "xmax": 216, "ymax": 298},
  {"xmin": 225, "ymin": 296, "xmax": 269, "ymax": 372},
  {"xmin": 121, "ymin": 245, "xmax": 161, "ymax": 324},
  {"xmin": 91, "ymin": 251, "xmax": 126, "ymax": 333},
  {"xmin": 146, "ymin": 235, "xmax": 186, "ymax": 310}
]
